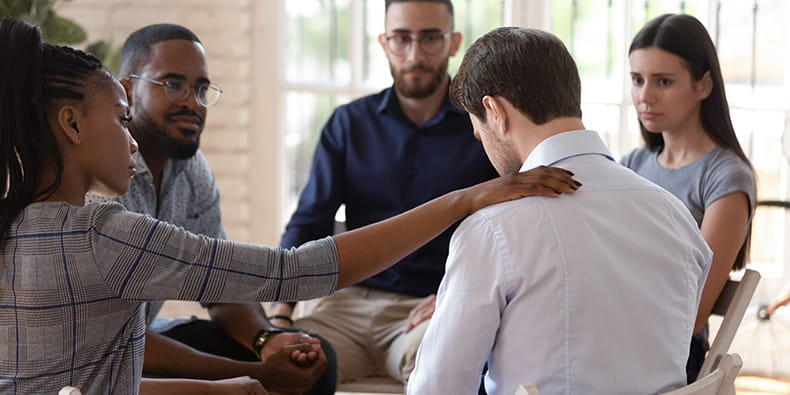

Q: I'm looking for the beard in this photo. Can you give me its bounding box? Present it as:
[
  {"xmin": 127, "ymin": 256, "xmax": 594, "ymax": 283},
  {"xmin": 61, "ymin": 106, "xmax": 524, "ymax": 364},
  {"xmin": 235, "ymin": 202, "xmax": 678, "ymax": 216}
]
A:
[
  {"xmin": 478, "ymin": 124, "xmax": 522, "ymax": 176},
  {"xmin": 132, "ymin": 108, "xmax": 202, "ymax": 160},
  {"xmin": 391, "ymin": 57, "xmax": 449, "ymax": 99}
]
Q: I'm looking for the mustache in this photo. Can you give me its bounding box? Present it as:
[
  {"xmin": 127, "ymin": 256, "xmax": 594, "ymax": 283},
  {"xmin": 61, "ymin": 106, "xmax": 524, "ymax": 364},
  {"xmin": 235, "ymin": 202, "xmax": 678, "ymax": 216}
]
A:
[
  {"xmin": 167, "ymin": 109, "xmax": 204, "ymax": 122},
  {"xmin": 402, "ymin": 64, "xmax": 434, "ymax": 73}
]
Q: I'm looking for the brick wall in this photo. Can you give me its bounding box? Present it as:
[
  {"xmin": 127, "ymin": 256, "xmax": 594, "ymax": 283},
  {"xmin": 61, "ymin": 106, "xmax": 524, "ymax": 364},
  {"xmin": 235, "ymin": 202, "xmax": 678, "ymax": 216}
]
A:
[{"xmin": 59, "ymin": 1, "xmax": 283, "ymax": 244}]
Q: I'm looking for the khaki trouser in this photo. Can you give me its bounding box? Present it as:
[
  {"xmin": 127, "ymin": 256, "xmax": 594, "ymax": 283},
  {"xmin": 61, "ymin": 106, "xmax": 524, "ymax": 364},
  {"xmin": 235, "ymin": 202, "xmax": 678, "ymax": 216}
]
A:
[{"xmin": 294, "ymin": 286, "xmax": 430, "ymax": 384}]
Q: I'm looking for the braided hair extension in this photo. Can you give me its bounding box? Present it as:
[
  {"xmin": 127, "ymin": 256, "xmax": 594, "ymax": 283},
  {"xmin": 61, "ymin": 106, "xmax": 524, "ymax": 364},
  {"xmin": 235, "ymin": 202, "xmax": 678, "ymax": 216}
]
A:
[{"xmin": 0, "ymin": 17, "xmax": 109, "ymax": 238}]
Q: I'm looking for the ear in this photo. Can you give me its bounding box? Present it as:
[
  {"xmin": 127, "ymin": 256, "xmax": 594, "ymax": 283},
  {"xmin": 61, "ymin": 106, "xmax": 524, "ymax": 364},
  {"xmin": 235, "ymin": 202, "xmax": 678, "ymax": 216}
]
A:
[
  {"xmin": 481, "ymin": 95, "xmax": 508, "ymax": 137},
  {"xmin": 697, "ymin": 70, "xmax": 713, "ymax": 100},
  {"xmin": 449, "ymin": 31, "xmax": 462, "ymax": 56},
  {"xmin": 56, "ymin": 105, "xmax": 82, "ymax": 145},
  {"xmin": 378, "ymin": 33, "xmax": 389, "ymax": 53},
  {"xmin": 120, "ymin": 78, "xmax": 134, "ymax": 107}
]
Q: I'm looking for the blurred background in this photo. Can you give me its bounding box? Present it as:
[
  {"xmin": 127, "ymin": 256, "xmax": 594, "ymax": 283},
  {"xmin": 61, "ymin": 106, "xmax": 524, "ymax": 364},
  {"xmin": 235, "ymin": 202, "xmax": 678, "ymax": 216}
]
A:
[{"xmin": 4, "ymin": 1, "xmax": 789, "ymax": 391}]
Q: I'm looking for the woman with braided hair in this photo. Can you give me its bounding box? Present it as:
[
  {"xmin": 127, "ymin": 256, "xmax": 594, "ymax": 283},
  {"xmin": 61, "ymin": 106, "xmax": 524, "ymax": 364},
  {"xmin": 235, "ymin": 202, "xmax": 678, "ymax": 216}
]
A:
[{"xmin": 0, "ymin": 17, "xmax": 579, "ymax": 394}]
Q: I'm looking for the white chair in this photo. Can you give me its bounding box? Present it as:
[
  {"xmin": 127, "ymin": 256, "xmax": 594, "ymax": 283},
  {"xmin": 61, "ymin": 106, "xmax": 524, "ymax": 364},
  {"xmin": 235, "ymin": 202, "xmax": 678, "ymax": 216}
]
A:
[
  {"xmin": 697, "ymin": 269, "xmax": 760, "ymax": 380},
  {"xmin": 514, "ymin": 383, "xmax": 539, "ymax": 395},
  {"xmin": 512, "ymin": 354, "xmax": 742, "ymax": 395},
  {"xmin": 661, "ymin": 353, "xmax": 743, "ymax": 395}
]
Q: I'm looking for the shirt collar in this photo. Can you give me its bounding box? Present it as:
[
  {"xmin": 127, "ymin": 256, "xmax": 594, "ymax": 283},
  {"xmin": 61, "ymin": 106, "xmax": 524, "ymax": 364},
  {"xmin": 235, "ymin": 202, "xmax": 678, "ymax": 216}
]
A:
[
  {"xmin": 132, "ymin": 151, "xmax": 152, "ymax": 177},
  {"xmin": 376, "ymin": 79, "xmax": 465, "ymax": 118},
  {"xmin": 520, "ymin": 130, "xmax": 614, "ymax": 172}
]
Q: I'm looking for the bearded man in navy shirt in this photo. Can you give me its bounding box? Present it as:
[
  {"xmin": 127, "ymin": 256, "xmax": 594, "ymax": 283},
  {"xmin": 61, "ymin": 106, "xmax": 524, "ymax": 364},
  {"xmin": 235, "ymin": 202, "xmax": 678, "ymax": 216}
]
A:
[{"xmin": 271, "ymin": 0, "xmax": 498, "ymax": 385}]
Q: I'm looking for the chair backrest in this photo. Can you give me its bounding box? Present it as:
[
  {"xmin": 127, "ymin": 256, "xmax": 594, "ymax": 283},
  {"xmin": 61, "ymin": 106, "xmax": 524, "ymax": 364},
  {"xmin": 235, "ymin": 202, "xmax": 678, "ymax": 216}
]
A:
[
  {"xmin": 661, "ymin": 353, "xmax": 743, "ymax": 395},
  {"xmin": 696, "ymin": 269, "xmax": 760, "ymax": 380},
  {"xmin": 514, "ymin": 384, "xmax": 540, "ymax": 395}
]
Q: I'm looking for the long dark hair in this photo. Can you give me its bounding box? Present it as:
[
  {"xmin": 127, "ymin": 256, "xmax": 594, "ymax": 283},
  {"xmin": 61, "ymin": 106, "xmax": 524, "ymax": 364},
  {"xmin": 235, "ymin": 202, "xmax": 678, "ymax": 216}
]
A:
[
  {"xmin": 0, "ymin": 17, "xmax": 106, "ymax": 238},
  {"xmin": 630, "ymin": 14, "xmax": 752, "ymax": 270},
  {"xmin": 629, "ymin": 14, "xmax": 750, "ymax": 166}
]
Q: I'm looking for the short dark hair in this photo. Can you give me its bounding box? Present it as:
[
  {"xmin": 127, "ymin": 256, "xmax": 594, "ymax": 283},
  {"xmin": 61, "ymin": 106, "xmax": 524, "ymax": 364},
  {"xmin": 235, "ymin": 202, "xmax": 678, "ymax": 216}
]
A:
[
  {"xmin": 118, "ymin": 23, "xmax": 201, "ymax": 78},
  {"xmin": 451, "ymin": 27, "xmax": 582, "ymax": 125},
  {"xmin": 385, "ymin": 0, "xmax": 454, "ymax": 16}
]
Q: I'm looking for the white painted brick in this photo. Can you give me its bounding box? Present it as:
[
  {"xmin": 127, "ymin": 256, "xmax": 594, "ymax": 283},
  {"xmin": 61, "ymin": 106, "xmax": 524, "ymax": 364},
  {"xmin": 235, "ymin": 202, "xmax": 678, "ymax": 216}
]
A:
[
  {"xmin": 184, "ymin": 10, "xmax": 250, "ymax": 32},
  {"xmin": 202, "ymin": 131, "xmax": 250, "ymax": 151},
  {"xmin": 203, "ymin": 152, "xmax": 249, "ymax": 175},
  {"xmin": 217, "ymin": 178, "xmax": 250, "ymax": 199},
  {"xmin": 219, "ymin": 200, "xmax": 250, "ymax": 223},
  {"xmin": 208, "ymin": 60, "xmax": 250, "ymax": 80},
  {"xmin": 203, "ymin": 36, "xmax": 250, "ymax": 58},
  {"xmin": 224, "ymin": 225, "xmax": 250, "ymax": 243},
  {"xmin": 55, "ymin": 0, "xmax": 259, "ymax": 242},
  {"xmin": 207, "ymin": 107, "xmax": 251, "ymax": 127}
]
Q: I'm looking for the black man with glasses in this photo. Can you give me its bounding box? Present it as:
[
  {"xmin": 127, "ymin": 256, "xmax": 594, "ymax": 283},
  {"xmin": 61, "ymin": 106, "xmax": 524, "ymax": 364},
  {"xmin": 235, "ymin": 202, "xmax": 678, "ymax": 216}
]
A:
[
  {"xmin": 272, "ymin": 0, "xmax": 498, "ymax": 385},
  {"xmin": 87, "ymin": 24, "xmax": 337, "ymax": 395}
]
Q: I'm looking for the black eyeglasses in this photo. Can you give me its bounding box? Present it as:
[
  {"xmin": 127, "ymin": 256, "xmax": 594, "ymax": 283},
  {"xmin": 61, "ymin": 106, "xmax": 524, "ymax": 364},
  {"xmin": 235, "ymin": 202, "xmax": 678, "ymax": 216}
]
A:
[
  {"xmin": 384, "ymin": 32, "xmax": 452, "ymax": 56},
  {"xmin": 129, "ymin": 74, "xmax": 223, "ymax": 108}
]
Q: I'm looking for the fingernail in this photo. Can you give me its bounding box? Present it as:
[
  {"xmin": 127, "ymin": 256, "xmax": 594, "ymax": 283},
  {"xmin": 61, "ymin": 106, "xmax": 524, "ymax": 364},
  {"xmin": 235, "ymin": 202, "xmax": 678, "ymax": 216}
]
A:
[
  {"xmin": 574, "ymin": 181, "xmax": 582, "ymax": 187},
  {"xmin": 554, "ymin": 190, "xmax": 562, "ymax": 194},
  {"xmin": 565, "ymin": 170, "xmax": 575, "ymax": 176},
  {"xmin": 570, "ymin": 185, "xmax": 578, "ymax": 190}
]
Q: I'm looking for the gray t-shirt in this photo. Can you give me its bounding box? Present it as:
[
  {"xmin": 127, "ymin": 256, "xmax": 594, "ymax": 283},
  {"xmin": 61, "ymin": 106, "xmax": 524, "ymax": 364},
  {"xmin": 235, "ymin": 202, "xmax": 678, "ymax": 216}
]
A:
[{"xmin": 620, "ymin": 145, "xmax": 756, "ymax": 226}]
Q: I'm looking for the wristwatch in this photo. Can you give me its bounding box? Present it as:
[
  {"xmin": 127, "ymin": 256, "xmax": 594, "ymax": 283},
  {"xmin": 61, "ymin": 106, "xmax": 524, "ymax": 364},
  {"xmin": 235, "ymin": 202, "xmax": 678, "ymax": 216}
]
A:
[{"xmin": 252, "ymin": 327, "xmax": 284, "ymax": 356}]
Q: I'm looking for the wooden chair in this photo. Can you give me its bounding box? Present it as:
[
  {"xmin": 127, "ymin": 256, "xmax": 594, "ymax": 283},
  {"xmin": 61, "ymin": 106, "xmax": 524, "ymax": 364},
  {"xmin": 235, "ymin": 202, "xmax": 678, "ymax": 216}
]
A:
[
  {"xmin": 697, "ymin": 269, "xmax": 760, "ymax": 380},
  {"xmin": 661, "ymin": 353, "xmax": 743, "ymax": 395}
]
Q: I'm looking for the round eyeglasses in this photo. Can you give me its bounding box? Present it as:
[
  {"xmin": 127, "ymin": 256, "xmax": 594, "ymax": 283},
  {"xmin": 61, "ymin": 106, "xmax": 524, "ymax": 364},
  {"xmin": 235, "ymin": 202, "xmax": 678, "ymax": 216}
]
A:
[
  {"xmin": 384, "ymin": 32, "xmax": 452, "ymax": 56},
  {"xmin": 129, "ymin": 74, "xmax": 223, "ymax": 108}
]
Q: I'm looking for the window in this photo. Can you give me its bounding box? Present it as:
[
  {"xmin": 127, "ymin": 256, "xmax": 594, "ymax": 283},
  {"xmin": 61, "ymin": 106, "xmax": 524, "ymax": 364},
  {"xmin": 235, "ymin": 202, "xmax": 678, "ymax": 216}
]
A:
[
  {"xmin": 281, "ymin": 0, "xmax": 505, "ymax": 222},
  {"xmin": 278, "ymin": 0, "xmax": 790, "ymax": 283},
  {"xmin": 549, "ymin": 0, "xmax": 790, "ymax": 280}
]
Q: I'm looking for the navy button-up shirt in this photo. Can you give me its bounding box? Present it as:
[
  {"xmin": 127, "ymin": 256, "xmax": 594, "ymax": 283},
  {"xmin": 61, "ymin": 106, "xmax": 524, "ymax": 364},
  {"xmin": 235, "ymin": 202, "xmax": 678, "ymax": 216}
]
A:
[{"xmin": 280, "ymin": 85, "xmax": 498, "ymax": 297}]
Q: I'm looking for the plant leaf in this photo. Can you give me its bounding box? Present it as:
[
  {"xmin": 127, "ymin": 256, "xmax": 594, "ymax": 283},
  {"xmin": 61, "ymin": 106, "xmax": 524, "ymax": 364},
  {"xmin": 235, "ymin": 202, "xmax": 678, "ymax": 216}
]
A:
[
  {"xmin": 31, "ymin": 0, "xmax": 55, "ymax": 22},
  {"xmin": 41, "ymin": 10, "xmax": 86, "ymax": 44},
  {"xmin": 0, "ymin": 0, "xmax": 34, "ymax": 17}
]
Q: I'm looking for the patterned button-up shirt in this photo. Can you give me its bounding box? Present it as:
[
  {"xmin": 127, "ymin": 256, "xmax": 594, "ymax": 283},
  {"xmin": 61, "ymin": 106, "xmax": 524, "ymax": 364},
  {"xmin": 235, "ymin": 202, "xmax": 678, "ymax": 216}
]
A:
[
  {"xmin": 88, "ymin": 150, "xmax": 225, "ymax": 324},
  {"xmin": 0, "ymin": 202, "xmax": 338, "ymax": 394}
]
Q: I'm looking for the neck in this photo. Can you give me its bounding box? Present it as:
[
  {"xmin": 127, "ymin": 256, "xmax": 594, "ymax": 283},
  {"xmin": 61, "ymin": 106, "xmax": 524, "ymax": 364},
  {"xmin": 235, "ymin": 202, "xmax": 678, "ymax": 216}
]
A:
[
  {"xmin": 658, "ymin": 118, "xmax": 715, "ymax": 169},
  {"xmin": 395, "ymin": 75, "xmax": 449, "ymax": 125},
  {"xmin": 130, "ymin": 125, "xmax": 167, "ymax": 195},
  {"xmin": 38, "ymin": 163, "xmax": 86, "ymax": 206},
  {"xmin": 516, "ymin": 117, "xmax": 586, "ymax": 162}
]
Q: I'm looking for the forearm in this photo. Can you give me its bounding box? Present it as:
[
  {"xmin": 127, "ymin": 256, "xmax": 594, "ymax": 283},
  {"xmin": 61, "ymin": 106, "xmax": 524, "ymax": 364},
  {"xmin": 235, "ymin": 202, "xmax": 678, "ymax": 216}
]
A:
[
  {"xmin": 333, "ymin": 189, "xmax": 468, "ymax": 289},
  {"xmin": 140, "ymin": 378, "xmax": 228, "ymax": 395},
  {"xmin": 269, "ymin": 302, "xmax": 296, "ymax": 326},
  {"xmin": 143, "ymin": 331, "xmax": 254, "ymax": 379},
  {"xmin": 332, "ymin": 168, "xmax": 578, "ymax": 289},
  {"xmin": 208, "ymin": 303, "xmax": 272, "ymax": 353}
]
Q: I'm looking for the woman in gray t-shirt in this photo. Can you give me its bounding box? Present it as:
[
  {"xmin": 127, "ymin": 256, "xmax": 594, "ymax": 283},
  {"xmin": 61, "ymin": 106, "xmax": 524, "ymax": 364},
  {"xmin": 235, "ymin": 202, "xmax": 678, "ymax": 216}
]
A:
[{"xmin": 621, "ymin": 14, "xmax": 756, "ymax": 383}]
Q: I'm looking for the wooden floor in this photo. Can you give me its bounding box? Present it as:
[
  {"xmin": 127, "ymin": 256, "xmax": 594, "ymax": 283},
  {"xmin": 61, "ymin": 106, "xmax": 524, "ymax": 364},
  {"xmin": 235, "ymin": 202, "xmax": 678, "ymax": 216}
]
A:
[{"xmin": 736, "ymin": 376, "xmax": 790, "ymax": 394}]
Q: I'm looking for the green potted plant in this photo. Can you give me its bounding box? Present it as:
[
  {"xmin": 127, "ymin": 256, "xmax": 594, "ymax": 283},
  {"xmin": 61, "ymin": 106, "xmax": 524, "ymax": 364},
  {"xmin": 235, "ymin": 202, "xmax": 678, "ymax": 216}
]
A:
[{"xmin": 1, "ymin": 0, "xmax": 118, "ymax": 72}]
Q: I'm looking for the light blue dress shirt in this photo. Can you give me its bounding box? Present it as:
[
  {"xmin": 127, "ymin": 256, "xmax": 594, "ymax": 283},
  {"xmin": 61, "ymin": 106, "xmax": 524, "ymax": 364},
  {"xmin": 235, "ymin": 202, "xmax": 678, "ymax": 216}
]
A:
[{"xmin": 409, "ymin": 130, "xmax": 712, "ymax": 395}]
